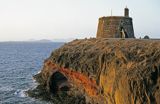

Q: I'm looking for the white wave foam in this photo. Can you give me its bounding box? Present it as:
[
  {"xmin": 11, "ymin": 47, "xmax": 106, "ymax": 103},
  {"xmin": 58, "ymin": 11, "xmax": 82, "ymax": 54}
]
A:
[
  {"xmin": 37, "ymin": 70, "xmax": 41, "ymax": 74},
  {"xmin": 14, "ymin": 89, "xmax": 26, "ymax": 97}
]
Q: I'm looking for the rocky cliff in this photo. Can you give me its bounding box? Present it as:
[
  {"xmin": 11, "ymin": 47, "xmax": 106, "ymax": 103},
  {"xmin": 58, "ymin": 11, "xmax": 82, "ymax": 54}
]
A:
[{"xmin": 29, "ymin": 38, "xmax": 160, "ymax": 104}]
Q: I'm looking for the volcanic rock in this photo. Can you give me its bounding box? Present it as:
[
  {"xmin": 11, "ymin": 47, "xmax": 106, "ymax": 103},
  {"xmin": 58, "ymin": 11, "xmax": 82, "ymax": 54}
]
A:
[{"xmin": 32, "ymin": 38, "xmax": 160, "ymax": 104}]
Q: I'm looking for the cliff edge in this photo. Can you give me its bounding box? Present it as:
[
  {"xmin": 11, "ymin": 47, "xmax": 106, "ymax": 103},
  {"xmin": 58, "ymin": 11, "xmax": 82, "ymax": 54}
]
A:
[{"xmin": 30, "ymin": 38, "xmax": 160, "ymax": 104}]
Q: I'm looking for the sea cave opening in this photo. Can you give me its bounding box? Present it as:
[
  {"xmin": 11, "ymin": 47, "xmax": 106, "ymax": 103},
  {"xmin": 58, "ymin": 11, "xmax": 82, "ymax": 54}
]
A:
[{"xmin": 49, "ymin": 71, "xmax": 70, "ymax": 94}]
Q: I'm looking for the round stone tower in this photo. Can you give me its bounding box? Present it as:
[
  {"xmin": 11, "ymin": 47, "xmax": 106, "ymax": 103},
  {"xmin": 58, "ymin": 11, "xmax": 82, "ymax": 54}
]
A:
[{"xmin": 96, "ymin": 8, "xmax": 135, "ymax": 38}]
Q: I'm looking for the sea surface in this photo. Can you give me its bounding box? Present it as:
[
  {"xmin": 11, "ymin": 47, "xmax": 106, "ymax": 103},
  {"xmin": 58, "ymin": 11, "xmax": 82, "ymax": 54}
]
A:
[{"xmin": 0, "ymin": 42, "xmax": 64, "ymax": 104}]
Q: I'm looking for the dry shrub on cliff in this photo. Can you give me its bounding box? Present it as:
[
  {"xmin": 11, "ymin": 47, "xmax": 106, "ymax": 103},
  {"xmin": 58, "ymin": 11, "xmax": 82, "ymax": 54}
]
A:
[
  {"xmin": 33, "ymin": 38, "xmax": 160, "ymax": 104},
  {"xmin": 49, "ymin": 38, "xmax": 160, "ymax": 104}
]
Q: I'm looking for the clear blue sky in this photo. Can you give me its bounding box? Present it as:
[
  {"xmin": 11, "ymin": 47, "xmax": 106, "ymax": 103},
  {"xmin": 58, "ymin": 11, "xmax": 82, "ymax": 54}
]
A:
[{"xmin": 0, "ymin": 0, "xmax": 159, "ymax": 41}]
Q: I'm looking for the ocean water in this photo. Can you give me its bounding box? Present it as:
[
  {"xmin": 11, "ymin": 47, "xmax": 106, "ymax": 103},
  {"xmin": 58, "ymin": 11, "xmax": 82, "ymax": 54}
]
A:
[{"xmin": 0, "ymin": 42, "xmax": 64, "ymax": 104}]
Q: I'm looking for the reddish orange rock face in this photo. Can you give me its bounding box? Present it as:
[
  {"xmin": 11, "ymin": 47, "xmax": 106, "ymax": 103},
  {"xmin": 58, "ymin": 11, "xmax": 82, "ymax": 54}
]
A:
[
  {"xmin": 45, "ymin": 60, "xmax": 99, "ymax": 97},
  {"xmin": 59, "ymin": 67, "xmax": 99, "ymax": 97}
]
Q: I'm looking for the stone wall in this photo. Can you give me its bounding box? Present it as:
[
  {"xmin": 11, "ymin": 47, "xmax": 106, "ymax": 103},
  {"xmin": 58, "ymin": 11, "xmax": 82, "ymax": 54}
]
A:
[{"xmin": 96, "ymin": 16, "xmax": 135, "ymax": 38}]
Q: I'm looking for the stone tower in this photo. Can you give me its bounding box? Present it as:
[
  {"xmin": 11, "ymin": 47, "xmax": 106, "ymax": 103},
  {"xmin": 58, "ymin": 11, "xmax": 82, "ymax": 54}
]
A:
[{"xmin": 96, "ymin": 7, "xmax": 135, "ymax": 38}]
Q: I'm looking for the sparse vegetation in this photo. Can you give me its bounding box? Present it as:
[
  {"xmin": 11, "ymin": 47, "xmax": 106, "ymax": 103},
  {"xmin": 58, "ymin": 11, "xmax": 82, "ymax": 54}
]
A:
[{"xmin": 30, "ymin": 38, "xmax": 160, "ymax": 104}]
